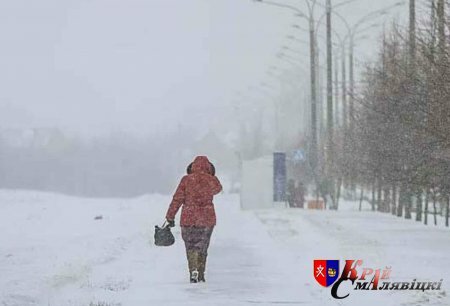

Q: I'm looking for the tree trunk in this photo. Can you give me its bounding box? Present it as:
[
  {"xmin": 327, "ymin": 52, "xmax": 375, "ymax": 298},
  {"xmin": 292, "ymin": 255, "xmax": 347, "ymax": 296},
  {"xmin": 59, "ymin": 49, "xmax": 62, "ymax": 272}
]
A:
[
  {"xmin": 383, "ymin": 186, "xmax": 390, "ymax": 213},
  {"xmin": 335, "ymin": 177, "xmax": 342, "ymax": 210},
  {"xmin": 415, "ymin": 189, "xmax": 422, "ymax": 222},
  {"xmin": 359, "ymin": 188, "xmax": 364, "ymax": 211},
  {"xmin": 392, "ymin": 183, "xmax": 397, "ymax": 215},
  {"xmin": 433, "ymin": 191, "xmax": 437, "ymax": 226},
  {"xmin": 446, "ymin": 194, "xmax": 449, "ymax": 227},
  {"xmin": 371, "ymin": 180, "xmax": 376, "ymax": 211},
  {"xmin": 377, "ymin": 176, "xmax": 382, "ymax": 212},
  {"xmin": 397, "ymin": 185, "xmax": 404, "ymax": 217},
  {"xmin": 424, "ymin": 189, "xmax": 429, "ymax": 225},
  {"xmin": 404, "ymin": 185, "xmax": 412, "ymax": 219}
]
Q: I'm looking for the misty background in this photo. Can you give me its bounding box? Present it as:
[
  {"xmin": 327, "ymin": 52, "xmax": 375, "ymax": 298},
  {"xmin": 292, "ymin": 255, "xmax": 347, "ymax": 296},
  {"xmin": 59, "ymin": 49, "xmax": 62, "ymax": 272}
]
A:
[{"xmin": 0, "ymin": 0, "xmax": 407, "ymax": 197}]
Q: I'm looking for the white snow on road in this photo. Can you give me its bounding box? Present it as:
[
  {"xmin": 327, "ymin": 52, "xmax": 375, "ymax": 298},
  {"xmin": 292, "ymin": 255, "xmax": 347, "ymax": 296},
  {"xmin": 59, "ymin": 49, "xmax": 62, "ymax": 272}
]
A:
[{"xmin": 1, "ymin": 190, "xmax": 449, "ymax": 306}]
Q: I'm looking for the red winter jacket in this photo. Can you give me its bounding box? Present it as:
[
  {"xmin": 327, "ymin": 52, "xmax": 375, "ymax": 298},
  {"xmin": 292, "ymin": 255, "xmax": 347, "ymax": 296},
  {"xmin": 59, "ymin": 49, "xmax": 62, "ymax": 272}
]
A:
[{"xmin": 166, "ymin": 156, "xmax": 222, "ymax": 227}]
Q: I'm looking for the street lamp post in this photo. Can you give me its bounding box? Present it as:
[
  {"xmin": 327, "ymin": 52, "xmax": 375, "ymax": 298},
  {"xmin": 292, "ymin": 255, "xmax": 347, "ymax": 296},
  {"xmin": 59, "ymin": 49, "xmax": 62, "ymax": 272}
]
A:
[
  {"xmin": 253, "ymin": 0, "xmax": 320, "ymax": 178},
  {"xmin": 334, "ymin": 49, "xmax": 340, "ymax": 127},
  {"xmin": 288, "ymin": 29, "xmax": 345, "ymax": 129},
  {"xmin": 333, "ymin": 1, "xmax": 405, "ymax": 132},
  {"xmin": 330, "ymin": 1, "xmax": 405, "ymax": 192},
  {"xmin": 326, "ymin": 0, "xmax": 334, "ymax": 173},
  {"xmin": 341, "ymin": 41, "xmax": 346, "ymax": 128}
]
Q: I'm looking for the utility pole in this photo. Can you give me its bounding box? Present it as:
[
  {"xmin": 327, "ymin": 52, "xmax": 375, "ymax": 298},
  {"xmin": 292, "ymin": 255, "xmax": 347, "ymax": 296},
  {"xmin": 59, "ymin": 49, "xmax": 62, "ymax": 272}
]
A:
[
  {"xmin": 409, "ymin": 0, "xmax": 416, "ymax": 66},
  {"xmin": 382, "ymin": 26, "xmax": 387, "ymax": 77},
  {"xmin": 341, "ymin": 46, "xmax": 347, "ymax": 130},
  {"xmin": 348, "ymin": 32, "xmax": 355, "ymax": 192},
  {"xmin": 333, "ymin": 49, "xmax": 341, "ymax": 207},
  {"xmin": 437, "ymin": 0, "xmax": 445, "ymax": 59},
  {"xmin": 252, "ymin": 0, "xmax": 319, "ymax": 196},
  {"xmin": 326, "ymin": 0, "xmax": 333, "ymax": 170},
  {"xmin": 431, "ymin": 1, "xmax": 436, "ymax": 60},
  {"xmin": 341, "ymin": 41, "xmax": 348, "ymax": 190},
  {"xmin": 428, "ymin": 0, "xmax": 436, "ymax": 122},
  {"xmin": 334, "ymin": 51, "xmax": 339, "ymax": 127},
  {"xmin": 349, "ymin": 35, "xmax": 354, "ymax": 134},
  {"xmin": 437, "ymin": 0, "xmax": 445, "ymax": 135},
  {"xmin": 310, "ymin": 17, "xmax": 318, "ymax": 173},
  {"xmin": 402, "ymin": 0, "xmax": 417, "ymax": 220}
]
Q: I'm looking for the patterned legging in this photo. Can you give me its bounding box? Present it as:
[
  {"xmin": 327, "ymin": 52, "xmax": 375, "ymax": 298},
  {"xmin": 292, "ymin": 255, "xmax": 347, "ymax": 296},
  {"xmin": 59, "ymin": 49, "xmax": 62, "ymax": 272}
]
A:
[{"xmin": 181, "ymin": 226, "xmax": 214, "ymax": 256}]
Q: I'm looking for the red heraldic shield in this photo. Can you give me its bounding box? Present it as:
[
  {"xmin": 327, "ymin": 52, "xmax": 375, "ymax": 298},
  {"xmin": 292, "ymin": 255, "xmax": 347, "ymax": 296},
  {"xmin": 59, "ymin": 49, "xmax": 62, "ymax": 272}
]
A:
[
  {"xmin": 314, "ymin": 259, "xmax": 340, "ymax": 287},
  {"xmin": 314, "ymin": 260, "xmax": 327, "ymax": 287}
]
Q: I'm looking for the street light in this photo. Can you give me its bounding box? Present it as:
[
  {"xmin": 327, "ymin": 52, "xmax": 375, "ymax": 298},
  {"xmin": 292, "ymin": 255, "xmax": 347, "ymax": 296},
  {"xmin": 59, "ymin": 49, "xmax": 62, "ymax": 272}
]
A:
[
  {"xmin": 332, "ymin": 1, "xmax": 406, "ymax": 133},
  {"xmin": 331, "ymin": 23, "xmax": 378, "ymax": 130},
  {"xmin": 326, "ymin": 1, "xmax": 406, "ymax": 190},
  {"xmin": 253, "ymin": 0, "xmax": 320, "ymax": 176}
]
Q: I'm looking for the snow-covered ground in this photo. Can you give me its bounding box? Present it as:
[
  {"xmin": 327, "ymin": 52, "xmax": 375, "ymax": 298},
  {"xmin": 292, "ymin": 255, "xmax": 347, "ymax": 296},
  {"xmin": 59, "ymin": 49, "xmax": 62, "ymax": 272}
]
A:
[{"xmin": 1, "ymin": 190, "xmax": 449, "ymax": 306}]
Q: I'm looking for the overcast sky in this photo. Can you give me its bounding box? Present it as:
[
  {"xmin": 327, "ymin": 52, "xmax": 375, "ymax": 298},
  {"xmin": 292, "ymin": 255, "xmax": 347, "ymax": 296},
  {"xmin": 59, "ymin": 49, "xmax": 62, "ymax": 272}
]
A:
[{"xmin": 0, "ymin": 0, "xmax": 409, "ymax": 138}]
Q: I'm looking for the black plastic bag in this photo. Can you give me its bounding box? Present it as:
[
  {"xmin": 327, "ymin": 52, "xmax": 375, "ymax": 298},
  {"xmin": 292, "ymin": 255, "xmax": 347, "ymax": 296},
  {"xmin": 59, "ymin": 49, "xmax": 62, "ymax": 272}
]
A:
[{"xmin": 154, "ymin": 224, "xmax": 175, "ymax": 246}]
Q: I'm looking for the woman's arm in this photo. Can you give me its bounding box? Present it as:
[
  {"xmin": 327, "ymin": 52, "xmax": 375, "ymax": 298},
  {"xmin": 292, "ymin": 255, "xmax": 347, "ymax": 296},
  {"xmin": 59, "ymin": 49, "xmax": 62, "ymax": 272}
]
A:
[
  {"xmin": 209, "ymin": 175, "xmax": 222, "ymax": 195},
  {"xmin": 166, "ymin": 176, "xmax": 187, "ymax": 221}
]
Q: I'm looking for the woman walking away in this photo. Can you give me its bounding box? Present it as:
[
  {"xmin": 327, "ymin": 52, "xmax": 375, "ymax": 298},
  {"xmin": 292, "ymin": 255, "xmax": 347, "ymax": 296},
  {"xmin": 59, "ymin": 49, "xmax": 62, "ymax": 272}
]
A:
[{"xmin": 165, "ymin": 156, "xmax": 222, "ymax": 283}]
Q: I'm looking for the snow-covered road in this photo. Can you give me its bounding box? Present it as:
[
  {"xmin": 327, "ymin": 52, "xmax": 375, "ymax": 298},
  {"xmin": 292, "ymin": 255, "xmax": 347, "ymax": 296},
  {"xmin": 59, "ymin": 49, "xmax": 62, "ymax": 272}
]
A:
[{"xmin": 1, "ymin": 190, "xmax": 449, "ymax": 306}]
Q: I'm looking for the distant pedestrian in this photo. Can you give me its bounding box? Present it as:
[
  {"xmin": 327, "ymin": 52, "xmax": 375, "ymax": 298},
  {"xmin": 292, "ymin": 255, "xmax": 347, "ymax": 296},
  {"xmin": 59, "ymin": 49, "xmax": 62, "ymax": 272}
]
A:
[
  {"xmin": 296, "ymin": 182, "xmax": 305, "ymax": 208},
  {"xmin": 287, "ymin": 179, "xmax": 306, "ymax": 208},
  {"xmin": 287, "ymin": 179, "xmax": 296, "ymax": 208}
]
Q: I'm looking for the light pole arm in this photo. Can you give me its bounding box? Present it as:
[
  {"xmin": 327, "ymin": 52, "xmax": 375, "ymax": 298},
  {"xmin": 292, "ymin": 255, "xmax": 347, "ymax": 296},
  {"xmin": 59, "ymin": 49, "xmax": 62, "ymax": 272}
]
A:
[
  {"xmin": 327, "ymin": 1, "xmax": 404, "ymax": 44},
  {"xmin": 351, "ymin": 1, "xmax": 405, "ymax": 35},
  {"xmin": 253, "ymin": 0, "xmax": 309, "ymax": 21},
  {"xmin": 314, "ymin": 0, "xmax": 357, "ymax": 34}
]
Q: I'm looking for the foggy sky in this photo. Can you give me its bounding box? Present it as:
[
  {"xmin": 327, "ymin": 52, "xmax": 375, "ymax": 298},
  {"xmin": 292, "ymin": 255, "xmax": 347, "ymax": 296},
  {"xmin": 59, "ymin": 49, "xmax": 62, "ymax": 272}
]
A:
[{"xmin": 0, "ymin": 0, "xmax": 408, "ymax": 138}]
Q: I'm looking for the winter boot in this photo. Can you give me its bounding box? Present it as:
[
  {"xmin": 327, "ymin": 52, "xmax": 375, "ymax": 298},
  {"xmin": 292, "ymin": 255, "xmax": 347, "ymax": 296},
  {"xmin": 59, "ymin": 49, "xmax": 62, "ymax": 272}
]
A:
[
  {"xmin": 187, "ymin": 250, "xmax": 200, "ymax": 283},
  {"xmin": 198, "ymin": 254, "xmax": 207, "ymax": 282},
  {"xmin": 190, "ymin": 270, "xmax": 199, "ymax": 283}
]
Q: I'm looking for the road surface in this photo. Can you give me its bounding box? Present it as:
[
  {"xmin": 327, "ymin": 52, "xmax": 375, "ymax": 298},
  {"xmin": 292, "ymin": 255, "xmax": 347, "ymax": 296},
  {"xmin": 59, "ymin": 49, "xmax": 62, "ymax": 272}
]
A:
[{"xmin": 1, "ymin": 190, "xmax": 449, "ymax": 306}]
